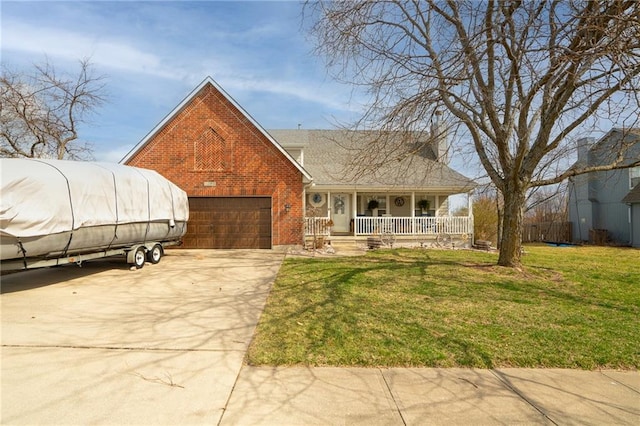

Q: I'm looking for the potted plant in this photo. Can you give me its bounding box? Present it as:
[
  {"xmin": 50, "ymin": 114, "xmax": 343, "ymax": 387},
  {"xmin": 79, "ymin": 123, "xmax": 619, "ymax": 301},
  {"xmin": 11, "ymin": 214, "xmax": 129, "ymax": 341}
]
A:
[
  {"xmin": 418, "ymin": 199, "xmax": 430, "ymax": 213},
  {"xmin": 367, "ymin": 199, "xmax": 380, "ymax": 211}
]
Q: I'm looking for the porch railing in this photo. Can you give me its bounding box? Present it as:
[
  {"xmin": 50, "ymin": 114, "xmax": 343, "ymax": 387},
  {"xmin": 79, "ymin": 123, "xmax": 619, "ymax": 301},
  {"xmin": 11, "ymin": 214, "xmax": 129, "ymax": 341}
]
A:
[
  {"xmin": 305, "ymin": 216, "xmax": 473, "ymax": 236},
  {"xmin": 305, "ymin": 217, "xmax": 333, "ymax": 236}
]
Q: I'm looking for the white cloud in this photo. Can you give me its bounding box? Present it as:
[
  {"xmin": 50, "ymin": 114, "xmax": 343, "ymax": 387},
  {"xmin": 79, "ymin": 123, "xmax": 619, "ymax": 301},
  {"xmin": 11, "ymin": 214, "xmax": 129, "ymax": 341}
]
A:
[
  {"xmin": 3, "ymin": 20, "xmax": 358, "ymax": 114},
  {"xmin": 218, "ymin": 75, "xmax": 354, "ymax": 112},
  {"xmin": 2, "ymin": 21, "xmax": 179, "ymax": 80}
]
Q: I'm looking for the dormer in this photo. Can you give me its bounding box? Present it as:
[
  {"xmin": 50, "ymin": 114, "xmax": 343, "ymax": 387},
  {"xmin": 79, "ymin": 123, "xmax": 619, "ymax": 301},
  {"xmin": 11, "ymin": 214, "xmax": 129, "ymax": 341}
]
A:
[{"xmin": 268, "ymin": 129, "xmax": 309, "ymax": 166}]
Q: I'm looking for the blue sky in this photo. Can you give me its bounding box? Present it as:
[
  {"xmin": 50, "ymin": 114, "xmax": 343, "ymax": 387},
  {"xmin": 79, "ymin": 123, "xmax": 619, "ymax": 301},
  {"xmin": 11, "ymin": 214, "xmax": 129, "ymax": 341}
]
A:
[{"xmin": 2, "ymin": 0, "xmax": 363, "ymax": 162}]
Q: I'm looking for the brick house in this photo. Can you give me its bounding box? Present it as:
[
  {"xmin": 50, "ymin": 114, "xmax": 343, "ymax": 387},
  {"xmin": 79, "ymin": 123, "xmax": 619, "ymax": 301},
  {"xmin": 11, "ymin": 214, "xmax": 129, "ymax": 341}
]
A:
[
  {"xmin": 122, "ymin": 77, "xmax": 312, "ymax": 249},
  {"xmin": 122, "ymin": 76, "xmax": 476, "ymax": 249}
]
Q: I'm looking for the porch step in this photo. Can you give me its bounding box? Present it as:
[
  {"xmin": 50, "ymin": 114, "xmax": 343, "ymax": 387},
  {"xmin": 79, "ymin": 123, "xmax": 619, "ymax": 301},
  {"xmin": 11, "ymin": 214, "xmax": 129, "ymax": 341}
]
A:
[
  {"xmin": 366, "ymin": 236, "xmax": 382, "ymax": 249},
  {"xmin": 474, "ymin": 240, "xmax": 492, "ymax": 251}
]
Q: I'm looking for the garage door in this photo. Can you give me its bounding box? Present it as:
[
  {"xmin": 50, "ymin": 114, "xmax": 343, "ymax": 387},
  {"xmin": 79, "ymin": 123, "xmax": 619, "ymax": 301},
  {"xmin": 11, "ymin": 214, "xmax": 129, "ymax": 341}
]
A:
[{"xmin": 182, "ymin": 197, "xmax": 272, "ymax": 249}]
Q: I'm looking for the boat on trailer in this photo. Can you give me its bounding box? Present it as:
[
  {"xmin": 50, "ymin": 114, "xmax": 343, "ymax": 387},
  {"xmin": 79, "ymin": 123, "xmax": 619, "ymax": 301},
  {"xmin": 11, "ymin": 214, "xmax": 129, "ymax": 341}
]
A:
[{"xmin": 1, "ymin": 159, "xmax": 189, "ymax": 271}]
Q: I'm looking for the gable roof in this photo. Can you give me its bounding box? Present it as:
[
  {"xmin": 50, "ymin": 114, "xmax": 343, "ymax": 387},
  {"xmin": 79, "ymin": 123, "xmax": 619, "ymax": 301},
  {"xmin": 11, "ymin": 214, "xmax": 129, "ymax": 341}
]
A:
[
  {"xmin": 120, "ymin": 76, "xmax": 312, "ymax": 182},
  {"xmin": 268, "ymin": 129, "xmax": 476, "ymax": 192},
  {"xmin": 587, "ymin": 128, "xmax": 640, "ymax": 166},
  {"xmin": 622, "ymin": 184, "xmax": 640, "ymax": 204}
]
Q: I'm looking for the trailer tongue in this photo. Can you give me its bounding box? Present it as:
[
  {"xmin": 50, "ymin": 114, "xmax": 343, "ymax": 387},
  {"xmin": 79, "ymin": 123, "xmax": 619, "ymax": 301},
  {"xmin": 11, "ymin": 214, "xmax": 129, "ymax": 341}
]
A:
[{"xmin": 1, "ymin": 159, "xmax": 189, "ymax": 271}]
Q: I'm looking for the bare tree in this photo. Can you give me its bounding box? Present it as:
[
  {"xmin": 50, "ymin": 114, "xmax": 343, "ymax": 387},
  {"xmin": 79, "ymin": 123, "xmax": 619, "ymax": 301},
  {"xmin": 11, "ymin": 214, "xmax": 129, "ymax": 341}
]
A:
[
  {"xmin": 306, "ymin": 0, "xmax": 640, "ymax": 268},
  {"xmin": 525, "ymin": 184, "xmax": 568, "ymax": 224},
  {"xmin": 475, "ymin": 194, "xmax": 500, "ymax": 246},
  {"xmin": 1, "ymin": 58, "xmax": 106, "ymax": 160}
]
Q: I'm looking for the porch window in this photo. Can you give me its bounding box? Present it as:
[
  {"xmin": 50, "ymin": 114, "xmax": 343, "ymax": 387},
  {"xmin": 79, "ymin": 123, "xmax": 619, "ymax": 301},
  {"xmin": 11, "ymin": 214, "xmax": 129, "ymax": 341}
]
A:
[
  {"xmin": 377, "ymin": 197, "xmax": 387, "ymax": 210},
  {"xmin": 361, "ymin": 195, "xmax": 386, "ymax": 216},
  {"xmin": 416, "ymin": 196, "xmax": 436, "ymax": 216}
]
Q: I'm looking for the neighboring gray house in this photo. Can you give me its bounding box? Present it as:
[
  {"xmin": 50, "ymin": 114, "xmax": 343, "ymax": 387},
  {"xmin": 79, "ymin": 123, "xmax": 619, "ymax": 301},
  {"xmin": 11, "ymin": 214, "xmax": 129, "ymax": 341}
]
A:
[
  {"xmin": 568, "ymin": 129, "xmax": 640, "ymax": 247},
  {"xmin": 622, "ymin": 185, "xmax": 640, "ymax": 248}
]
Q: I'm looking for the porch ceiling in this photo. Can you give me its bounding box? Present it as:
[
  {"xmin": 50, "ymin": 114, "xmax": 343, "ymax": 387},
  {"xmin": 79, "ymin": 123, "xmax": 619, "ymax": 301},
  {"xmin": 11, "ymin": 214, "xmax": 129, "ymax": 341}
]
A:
[{"xmin": 308, "ymin": 185, "xmax": 472, "ymax": 194}]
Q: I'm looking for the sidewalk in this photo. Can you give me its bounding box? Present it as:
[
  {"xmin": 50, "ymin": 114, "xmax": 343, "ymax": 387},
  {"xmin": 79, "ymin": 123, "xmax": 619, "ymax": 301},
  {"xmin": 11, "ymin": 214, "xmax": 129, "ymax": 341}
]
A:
[
  {"xmin": 2, "ymin": 249, "xmax": 638, "ymax": 425},
  {"xmin": 221, "ymin": 366, "xmax": 639, "ymax": 425}
]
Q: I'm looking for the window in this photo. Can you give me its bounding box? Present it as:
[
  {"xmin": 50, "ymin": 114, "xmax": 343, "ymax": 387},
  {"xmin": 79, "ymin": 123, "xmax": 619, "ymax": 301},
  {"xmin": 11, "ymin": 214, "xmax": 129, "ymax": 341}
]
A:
[{"xmin": 630, "ymin": 166, "xmax": 640, "ymax": 189}]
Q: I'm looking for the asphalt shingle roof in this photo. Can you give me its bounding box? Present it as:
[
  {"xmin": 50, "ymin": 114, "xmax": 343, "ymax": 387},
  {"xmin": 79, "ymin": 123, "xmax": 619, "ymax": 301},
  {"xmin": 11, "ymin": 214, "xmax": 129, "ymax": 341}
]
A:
[
  {"xmin": 268, "ymin": 129, "xmax": 476, "ymax": 191},
  {"xmin": 622, "ymin": 184, "xmax": 640, "ymax": 204}
]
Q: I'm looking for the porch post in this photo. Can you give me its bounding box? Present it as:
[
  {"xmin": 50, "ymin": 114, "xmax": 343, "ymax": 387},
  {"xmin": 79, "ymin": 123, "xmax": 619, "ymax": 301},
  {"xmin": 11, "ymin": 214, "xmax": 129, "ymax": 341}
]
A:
[
  {"xmin": 352, "ymin": 190, "xmax": 357, "ymax": 235},
  {"xmin": 468, "ymin": 190, "xmax": 474, "ymax": 235},
  {"xmin": 327, "ymin": 190, "xmax": 332, "ymax": 220},
  {"xmin": 303, "ymin": 188, "xmax": 307, "ymax": 237},
  {"xmin": 411, "ymin": 192, "xmax": 416, "ymax": 234}
]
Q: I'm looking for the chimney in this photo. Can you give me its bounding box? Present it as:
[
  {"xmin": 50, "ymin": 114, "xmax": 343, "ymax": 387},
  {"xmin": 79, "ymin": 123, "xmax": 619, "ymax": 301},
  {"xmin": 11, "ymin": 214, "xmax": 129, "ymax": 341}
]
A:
[
  {"xmin": 431, "ymin": 110, "xmax": 448, "ymax": 164},
  {"xmin": 577, "ymin": 137, "xmax": 594, "ymax": 165}
]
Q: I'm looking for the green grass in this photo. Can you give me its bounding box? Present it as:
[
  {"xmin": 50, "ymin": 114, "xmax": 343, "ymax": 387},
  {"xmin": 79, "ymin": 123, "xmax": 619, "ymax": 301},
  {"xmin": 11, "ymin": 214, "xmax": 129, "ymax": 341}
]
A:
[{"xmin": 247, "ymin": 245, "xmax": 640, "ymax": 369}]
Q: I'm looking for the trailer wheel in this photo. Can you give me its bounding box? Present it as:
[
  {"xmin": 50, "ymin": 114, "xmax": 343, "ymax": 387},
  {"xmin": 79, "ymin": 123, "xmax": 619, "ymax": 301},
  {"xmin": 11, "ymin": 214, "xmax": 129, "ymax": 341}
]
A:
[
  {"xmin": 147, "ymin": 244, "xmax": 162, "ymax": 264},
  {"xmin": 133, "ymin": 247, "xmax": 146, "ymax": 269}
]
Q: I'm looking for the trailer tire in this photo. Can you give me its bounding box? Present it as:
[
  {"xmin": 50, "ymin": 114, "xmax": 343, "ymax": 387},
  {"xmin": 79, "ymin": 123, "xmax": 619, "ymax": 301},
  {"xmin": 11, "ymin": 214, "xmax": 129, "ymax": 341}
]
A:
[
  {"xmin": 133, "ymin": 247, "xmax": 146, "ymax": 269},
  {"xmin": 147, "ymin": 244, "xmax": 163, "ymax": 264}
]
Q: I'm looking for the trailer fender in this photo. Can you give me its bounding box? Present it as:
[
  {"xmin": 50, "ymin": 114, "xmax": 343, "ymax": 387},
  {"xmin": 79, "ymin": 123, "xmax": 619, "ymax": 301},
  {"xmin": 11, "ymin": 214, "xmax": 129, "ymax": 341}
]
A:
[{"xmin": 126, "ymin": 245, "xmax": 147, "ymax": 268}]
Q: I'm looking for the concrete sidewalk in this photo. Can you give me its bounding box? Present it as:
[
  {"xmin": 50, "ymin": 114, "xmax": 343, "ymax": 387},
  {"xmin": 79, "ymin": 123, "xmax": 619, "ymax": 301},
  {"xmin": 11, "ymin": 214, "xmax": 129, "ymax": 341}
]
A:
[
  {"xmin": 221, "ymin": 366, "xmax": 639, "ymax": 425},
  {"xmin": 2, "ymin": 249, "xmax": 638, "ymax": 425}
]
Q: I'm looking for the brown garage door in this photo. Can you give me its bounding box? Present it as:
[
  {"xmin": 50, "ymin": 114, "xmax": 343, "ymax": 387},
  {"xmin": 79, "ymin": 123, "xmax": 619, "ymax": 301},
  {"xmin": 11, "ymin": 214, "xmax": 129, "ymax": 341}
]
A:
[{"xmin": 183, "ymin": 197, "xmax": 272, "ymax": 249}]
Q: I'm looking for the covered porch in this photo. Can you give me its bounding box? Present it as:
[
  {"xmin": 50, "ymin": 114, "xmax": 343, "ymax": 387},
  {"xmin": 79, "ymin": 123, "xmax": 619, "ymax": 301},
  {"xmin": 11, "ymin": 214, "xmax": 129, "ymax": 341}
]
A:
[{"xmin": 304, "ymin": 190, "xmax": 474, "ymax": 246}]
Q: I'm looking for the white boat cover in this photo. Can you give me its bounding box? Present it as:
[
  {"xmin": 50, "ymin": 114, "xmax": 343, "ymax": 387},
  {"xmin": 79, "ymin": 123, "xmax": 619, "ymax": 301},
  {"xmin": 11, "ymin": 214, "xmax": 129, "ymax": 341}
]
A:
[{"xmin": 1, "ymin": 159, "xmax": 189, "ymax": 238}]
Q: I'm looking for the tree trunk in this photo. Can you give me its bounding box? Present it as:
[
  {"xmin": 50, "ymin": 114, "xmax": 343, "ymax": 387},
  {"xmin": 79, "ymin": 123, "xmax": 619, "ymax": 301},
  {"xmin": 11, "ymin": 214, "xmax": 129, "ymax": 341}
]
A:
[
  {"xmin": 497, "ymin": 187, "xmax": 526, "ymax": 268},
  {"xmin": 496, "ymin": 196, "xmax": 504, "ymax": 250}
]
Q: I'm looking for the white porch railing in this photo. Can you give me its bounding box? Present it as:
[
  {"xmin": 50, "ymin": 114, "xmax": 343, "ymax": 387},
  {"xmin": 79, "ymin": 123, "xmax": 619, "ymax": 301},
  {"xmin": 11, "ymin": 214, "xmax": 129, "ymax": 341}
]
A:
[
  {"xmin": 305, "ymin": 216, "xmax": 473, "ymax": 236},
  {"xmin": 305, "ymin": 217, "xmax": 333, "ymax": 236},
  {"xmin": 354, "ymin": 216, "xmax": 473, "ymax": 236}
]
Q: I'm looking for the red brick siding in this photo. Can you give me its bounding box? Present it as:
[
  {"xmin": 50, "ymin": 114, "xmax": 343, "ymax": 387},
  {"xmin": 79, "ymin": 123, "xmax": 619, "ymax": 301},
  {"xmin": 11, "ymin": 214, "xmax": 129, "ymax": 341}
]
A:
[{"xmin": 125, "ymin": 83, "xmax": 304, "ymax": 246}]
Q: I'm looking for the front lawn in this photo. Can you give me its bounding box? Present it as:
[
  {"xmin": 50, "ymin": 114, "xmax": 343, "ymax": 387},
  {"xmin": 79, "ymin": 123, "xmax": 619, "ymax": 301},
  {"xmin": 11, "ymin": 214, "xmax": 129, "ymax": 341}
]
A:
[{"xmin": 247, "ymin": 245, "xmax": 639, "ymax": 369}]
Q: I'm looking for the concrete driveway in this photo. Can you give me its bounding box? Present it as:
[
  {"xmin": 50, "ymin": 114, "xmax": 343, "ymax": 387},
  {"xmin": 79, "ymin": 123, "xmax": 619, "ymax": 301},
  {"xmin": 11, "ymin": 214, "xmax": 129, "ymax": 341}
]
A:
[{"xmin": 1, "ymin": 249, "xmax": 284, "ymax": 425}]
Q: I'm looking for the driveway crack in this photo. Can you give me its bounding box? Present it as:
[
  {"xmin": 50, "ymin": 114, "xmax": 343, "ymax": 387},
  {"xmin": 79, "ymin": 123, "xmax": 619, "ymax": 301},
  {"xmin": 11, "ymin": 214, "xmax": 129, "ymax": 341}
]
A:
[
  {"xmin": 600, "ymin": 371, "xmax": 640, "ymax": 395},
  {"xmin": 490, "ymin": 369, "xmax": 558, "ymax": 425},
  {"xmin": 379, "ymin": 369, "xmax": 407, "ymax": 426}
]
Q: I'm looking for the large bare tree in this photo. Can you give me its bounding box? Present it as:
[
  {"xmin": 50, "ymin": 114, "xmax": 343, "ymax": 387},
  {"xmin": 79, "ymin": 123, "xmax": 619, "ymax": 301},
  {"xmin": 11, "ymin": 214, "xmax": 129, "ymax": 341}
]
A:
[
  {"xmin": 1, "ymin": 58, "xmax": 106, "ymax": 160},
  {"xmin": 307, "ymin": 0, "xmax": 640, "ymax": 267}
]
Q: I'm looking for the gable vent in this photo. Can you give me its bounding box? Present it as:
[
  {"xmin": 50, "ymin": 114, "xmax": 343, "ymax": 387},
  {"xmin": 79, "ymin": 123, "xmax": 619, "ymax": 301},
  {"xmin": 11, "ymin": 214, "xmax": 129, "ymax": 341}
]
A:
[{"xmin": 194, "ymin": 127, "xmax": 230, "ymax": 171}]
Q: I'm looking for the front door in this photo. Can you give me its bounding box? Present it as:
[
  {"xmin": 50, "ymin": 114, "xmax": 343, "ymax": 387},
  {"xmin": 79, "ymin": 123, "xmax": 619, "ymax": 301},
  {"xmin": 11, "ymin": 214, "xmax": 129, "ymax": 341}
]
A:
[{"xmin": 331, "ymin": 193, "xmax": 350, "ymax": 233}]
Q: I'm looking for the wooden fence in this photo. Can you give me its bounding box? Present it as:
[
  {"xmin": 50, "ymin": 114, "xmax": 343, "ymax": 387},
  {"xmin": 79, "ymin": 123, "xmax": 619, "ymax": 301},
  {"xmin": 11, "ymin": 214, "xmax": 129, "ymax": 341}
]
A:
[{"xmin": 523, "ymin": 222, "xmax": 572, "ymax": 243}]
